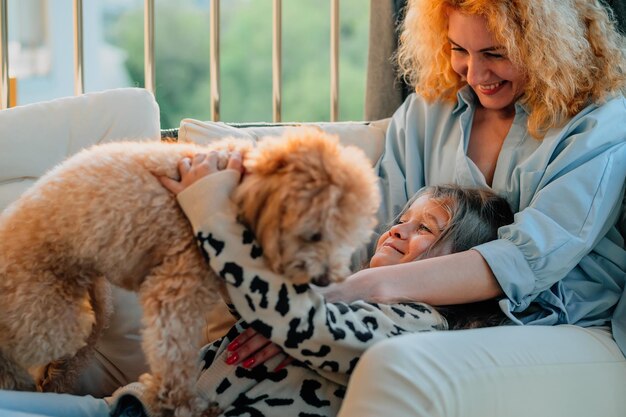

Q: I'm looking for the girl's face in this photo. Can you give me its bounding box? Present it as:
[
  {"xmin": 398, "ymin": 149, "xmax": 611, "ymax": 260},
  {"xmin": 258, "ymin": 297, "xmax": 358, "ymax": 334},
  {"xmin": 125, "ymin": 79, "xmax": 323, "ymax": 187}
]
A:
[
  {"xmin": 448, "ymin": 10, "xmax": 526, "ymax": 114},
  {"xmin": 370, "ymin": 195, "xmax": 452, "ymax": 268}
]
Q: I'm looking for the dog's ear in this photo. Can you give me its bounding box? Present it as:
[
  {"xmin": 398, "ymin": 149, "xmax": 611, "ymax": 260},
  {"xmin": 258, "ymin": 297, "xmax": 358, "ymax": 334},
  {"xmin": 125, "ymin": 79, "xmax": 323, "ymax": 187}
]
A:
[
  {"xmin": 243, "ymin": 139, "xmax": 293, "ymax": 177},
  {"xmin": 233, "ymin": 172, "xmax": 286, "ymax": 273}
]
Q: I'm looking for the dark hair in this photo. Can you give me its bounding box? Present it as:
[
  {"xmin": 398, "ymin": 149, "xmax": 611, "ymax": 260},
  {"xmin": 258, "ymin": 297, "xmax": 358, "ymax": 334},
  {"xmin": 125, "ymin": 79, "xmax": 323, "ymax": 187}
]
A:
[{"xmin": 392, "ymin": 185, "xmax": 515, "ymax": 329}]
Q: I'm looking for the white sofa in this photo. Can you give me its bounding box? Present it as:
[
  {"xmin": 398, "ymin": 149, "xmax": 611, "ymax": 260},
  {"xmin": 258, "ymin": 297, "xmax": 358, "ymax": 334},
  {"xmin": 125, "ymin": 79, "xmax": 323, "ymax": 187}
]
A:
[
  {"xmin": 2, "ymin": 88, "xmax": 625, "ymax": 409},
  {"xmin": 0, "ymin": 88, "xmax": 390, "ymax": 397}
]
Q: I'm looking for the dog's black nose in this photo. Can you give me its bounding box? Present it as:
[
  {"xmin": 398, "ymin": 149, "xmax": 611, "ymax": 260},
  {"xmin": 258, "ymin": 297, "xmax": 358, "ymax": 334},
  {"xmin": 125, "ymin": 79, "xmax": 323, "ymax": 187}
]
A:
[{"xmin": 312, "ymin": 274, "xmax": 330, "ymax": 287}]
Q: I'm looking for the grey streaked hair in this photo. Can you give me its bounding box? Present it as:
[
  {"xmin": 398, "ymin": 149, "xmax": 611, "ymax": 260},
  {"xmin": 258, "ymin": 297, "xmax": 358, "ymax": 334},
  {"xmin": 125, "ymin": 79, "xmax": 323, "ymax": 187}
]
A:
[
  {"xmin": 392, "ymin": 184, "xmax": 514, "ymax": 259},
  {"xmin": 390, "ymin": 184, "xmax": 515, "ymax": 329}
]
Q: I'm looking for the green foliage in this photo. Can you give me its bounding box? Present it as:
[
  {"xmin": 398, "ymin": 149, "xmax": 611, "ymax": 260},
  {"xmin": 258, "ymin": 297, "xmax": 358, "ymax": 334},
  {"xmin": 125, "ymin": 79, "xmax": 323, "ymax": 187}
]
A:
[{"xmin": 108, "ymin": 0, "xmax": 369, "ymax": 128}]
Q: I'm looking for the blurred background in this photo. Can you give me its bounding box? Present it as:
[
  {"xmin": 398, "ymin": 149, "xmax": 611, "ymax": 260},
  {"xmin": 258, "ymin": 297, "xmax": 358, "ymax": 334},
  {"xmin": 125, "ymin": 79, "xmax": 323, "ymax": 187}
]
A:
[{"xmin": 6, "ymin": 0, "xmax": 370, "ymax": 127}]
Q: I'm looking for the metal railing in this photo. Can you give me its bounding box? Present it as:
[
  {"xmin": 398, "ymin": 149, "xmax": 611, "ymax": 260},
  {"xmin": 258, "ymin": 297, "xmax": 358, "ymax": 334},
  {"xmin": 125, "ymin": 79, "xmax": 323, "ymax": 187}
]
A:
[
  {"xmin": 144, "ymin": 0, "xmax": 155, "ymax": 95},
  {"xmin": 330, "ymin": 0, "xmax": 339, "ymax": 122},
  {"xmin": 0, "ymin": 0, "xmax": 8, "ymax": 110},
  {"xmin": 272, "ymin": 0, "xmax": 282, "ymax": 122},
  {"xmin": 73, "ymin": 0, "xmax": 84, "ymax": 96},
  {"xmin": 208, "ymin": 0, "xmax": 339, "ymax": 122},
  {"xmin": 209, "ymin": 0, "xmax": 220, "ymax": 121},
  {"xmin": 0, "ymin": 0, "xmax": 341, "ymax": 120}
]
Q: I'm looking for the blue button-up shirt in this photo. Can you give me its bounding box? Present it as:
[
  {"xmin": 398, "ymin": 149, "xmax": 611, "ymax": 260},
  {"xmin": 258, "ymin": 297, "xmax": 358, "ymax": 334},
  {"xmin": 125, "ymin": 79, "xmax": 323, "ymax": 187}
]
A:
[{"xmin": 376, "ymin": 87, "xmax": 626, "ymax": 354}]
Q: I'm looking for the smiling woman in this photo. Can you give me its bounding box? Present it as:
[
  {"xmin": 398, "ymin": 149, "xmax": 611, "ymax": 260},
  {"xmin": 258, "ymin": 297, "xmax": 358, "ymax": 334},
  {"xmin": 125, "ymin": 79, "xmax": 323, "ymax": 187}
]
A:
[
  {"xmin": 445, "ymin": 10, "xmax": 530, "ymax": 184},
  {"xmin": 447, "ymin": 12, "xmax": 526, "ymax": 115},
  {"xmin": 336, "ymin": 0, "xmax": 626, "ymax": 416}
]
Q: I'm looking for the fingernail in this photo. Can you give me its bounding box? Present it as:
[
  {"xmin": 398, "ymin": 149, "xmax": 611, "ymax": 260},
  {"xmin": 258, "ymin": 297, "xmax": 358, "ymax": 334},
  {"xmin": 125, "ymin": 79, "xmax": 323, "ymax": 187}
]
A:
[
  {"xmin": 273, "ymin": 364, "xmax": 285, "ymax": 372},
  {"xmin": 225, "ymin": 353, "xmax": 239, "ymax": 365},
  {"xmin": 242, "ymin": 358, "xmax": 255, "ymax": 368},
  {"xmin": 227, "ymin": 340, "xmax": 240, "ymax": 352}
]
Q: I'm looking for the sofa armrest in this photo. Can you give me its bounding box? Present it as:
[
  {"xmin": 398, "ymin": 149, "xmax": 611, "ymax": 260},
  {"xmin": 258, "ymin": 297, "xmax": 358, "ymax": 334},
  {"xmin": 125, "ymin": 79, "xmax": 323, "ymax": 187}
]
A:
[{"xmin": 0, "ymin": 88, "xmax": 160, "ymax": 212}]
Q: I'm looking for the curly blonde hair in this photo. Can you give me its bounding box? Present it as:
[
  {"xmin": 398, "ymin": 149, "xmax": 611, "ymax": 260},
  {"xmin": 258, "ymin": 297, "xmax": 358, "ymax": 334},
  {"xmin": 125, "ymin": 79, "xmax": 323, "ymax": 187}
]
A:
[{"xmin": 396, "ymin": 0, "xmax": 626, "ymax": 138}]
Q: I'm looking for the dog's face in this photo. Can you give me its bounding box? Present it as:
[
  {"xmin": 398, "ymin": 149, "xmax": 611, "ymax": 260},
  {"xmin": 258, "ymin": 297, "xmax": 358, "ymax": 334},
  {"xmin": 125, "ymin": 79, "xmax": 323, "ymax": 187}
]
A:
[{"xmin": 234, "ymin": 129, "xmax": 380, "ymax": 286}]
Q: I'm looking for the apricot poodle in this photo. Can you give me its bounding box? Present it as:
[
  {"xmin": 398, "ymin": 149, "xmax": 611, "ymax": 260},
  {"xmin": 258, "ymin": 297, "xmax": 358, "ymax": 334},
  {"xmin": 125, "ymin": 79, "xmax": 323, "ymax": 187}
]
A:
[{"xmin": 0, "ymin": 128, "xmax": 380, "ymax": 417}]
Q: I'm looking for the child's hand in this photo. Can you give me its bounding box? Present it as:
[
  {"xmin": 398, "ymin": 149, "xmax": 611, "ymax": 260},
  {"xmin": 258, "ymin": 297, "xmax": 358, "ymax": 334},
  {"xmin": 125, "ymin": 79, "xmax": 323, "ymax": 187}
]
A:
[
  {"xmin": 159, "ymin": 150, "xmax": 243, "ymax": 195},
  {"xmin": 224, "ymin": 327, "xmax": 293, "ymax": 372}
]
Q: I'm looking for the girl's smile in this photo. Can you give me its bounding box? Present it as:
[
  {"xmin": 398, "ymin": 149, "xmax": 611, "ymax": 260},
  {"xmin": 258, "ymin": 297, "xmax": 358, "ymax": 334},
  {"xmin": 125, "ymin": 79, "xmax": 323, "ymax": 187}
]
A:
[{"xmin": 370, "ymin": 195, "xmax": 451, "ymax": 268}]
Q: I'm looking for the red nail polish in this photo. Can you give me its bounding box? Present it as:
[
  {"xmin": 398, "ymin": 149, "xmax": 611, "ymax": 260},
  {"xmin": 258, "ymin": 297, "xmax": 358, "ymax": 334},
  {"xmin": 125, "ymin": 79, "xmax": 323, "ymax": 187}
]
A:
[
  {"xmin": 242, "ymin": 358, "xmax": 255, "ymax": 368},
  {"xmin": 225, "ymin": 353, "xmax": 239, "ymax": 365},
  {"xmin": 227, "ymin": 340, "xmax": 240, "ymax": 352},
  {"xmin": 273, "ymin": 364, "xmax": 285, "ymax": 372}
]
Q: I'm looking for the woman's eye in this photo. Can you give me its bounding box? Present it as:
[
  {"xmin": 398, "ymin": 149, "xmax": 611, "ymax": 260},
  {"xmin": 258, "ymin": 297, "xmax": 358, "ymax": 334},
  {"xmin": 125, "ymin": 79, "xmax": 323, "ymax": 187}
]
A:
[
  {"xmin": 451, "ymin": 47, "xmax": 467, "ymax": 54},
  {"xmin": 485, "ymin": 52, "xmax": 505, "ymax": 59},
  {"xmin": 417, "ymin": 224, "xmax": 432, "ymax": 233}
]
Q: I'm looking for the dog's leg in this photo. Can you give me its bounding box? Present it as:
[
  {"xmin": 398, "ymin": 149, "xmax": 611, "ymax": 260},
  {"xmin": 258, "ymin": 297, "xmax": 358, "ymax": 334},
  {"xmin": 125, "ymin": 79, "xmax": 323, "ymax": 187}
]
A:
[
  {"xmin": 0, "ymin": 270, "xmax": 96, "ymax": 392},
  {"xmin": 139, "ymin": 245, "xmax": 218, "ymax": 417},
  {"xmin": 0, "ymin": 350, "xmax": 36, "ymax": 391},
  {"xmin": 38, "ymin": 278, "xmax": 112, "ymax": 393}
]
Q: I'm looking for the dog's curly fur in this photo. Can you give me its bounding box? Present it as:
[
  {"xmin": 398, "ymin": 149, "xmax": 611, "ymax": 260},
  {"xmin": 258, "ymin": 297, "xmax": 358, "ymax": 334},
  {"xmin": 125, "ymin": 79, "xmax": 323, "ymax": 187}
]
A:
[{"xmin": 0, "ymin": 128, "xmax": 380, "ymax": 417}]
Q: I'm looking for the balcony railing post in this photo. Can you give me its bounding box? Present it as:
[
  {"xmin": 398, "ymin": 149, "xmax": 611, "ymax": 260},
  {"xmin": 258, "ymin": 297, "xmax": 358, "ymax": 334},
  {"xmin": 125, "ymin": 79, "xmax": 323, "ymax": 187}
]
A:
[
  {"xmin": 73, "ymin": 0, "xmax": 84, "ymax": 96},
  {"xmin": 144, "ymin": 0, "xmax": 155, "ymax": 95},
  {"xmin": 330, "ymin": 0, "xmax": 339, "ymax": 121},
  {"xmin": 210, "ymin": 0, "xmax": 220, "ymax": 121},
  {"xmin": 0, "ymin": 0, "xmax": 8, "ymax": 109},
  {"xmin": 272, "ymin": 0, "xmax": 282, "ymax": 123}
]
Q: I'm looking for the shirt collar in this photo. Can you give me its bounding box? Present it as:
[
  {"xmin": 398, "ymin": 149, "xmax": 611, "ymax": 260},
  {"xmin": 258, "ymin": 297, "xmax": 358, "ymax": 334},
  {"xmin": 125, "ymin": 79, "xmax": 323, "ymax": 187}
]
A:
[
  {"xmin": 514, "ymin": 98, "xmax": 531, "ymax": 116},
  {"xmin": 453, "ymin": 85, "xmax": 475, "ymax": 115}
]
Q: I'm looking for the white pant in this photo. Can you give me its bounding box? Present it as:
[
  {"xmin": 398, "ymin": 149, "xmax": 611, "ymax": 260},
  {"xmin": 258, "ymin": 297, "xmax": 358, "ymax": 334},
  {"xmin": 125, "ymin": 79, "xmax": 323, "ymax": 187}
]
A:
[{"xmin": 337, "ymin": 325, "xmax": 626, "ymax": 417}]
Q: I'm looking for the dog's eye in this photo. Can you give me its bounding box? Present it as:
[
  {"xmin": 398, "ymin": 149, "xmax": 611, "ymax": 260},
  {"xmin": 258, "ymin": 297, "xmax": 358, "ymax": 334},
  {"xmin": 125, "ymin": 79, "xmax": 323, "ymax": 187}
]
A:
[{"xmin": 309, "ymin": 233, "xmax": 323, "ymax": 242}]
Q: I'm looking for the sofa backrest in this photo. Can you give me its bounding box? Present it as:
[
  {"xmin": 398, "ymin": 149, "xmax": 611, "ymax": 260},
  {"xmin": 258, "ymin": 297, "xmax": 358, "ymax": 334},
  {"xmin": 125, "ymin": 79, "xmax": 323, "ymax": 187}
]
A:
[{"xmin": 177, "ymin": 117, "xmax": 390, "ymax": 167}]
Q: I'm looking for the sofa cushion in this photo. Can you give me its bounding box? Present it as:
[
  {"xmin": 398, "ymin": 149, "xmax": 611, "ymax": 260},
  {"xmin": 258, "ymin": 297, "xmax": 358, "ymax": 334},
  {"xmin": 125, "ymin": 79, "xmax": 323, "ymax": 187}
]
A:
[
  {"xmin": 0, "ymin": 88, "xmax": 161, "ymax": 212},
  {"xmin": 178, "ymin": 118, "xmax": 390, "ymax": 166}
]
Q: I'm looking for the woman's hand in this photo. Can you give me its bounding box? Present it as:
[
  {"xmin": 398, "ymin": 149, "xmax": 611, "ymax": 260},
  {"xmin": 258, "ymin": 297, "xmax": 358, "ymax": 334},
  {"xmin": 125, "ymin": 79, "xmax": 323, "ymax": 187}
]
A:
[
  {"xmin": 159, "ymin": 150, "xmax": 244, "ymax": 196},
  {"xmin": 325, "ymin": 252, "xmax": 502, "ymax": 306},
  {"xmin": 225, "ymin": 327, "xmax": 293, "ymax": 371},
  {"xmin": 310, "ymin": 282, "xmax": 350, "ymax": 303}
]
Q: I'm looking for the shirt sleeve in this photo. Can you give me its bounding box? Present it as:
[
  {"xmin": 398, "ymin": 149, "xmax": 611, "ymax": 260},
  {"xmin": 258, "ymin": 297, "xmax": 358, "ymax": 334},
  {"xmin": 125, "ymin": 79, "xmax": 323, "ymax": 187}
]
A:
[
  {"xmin": 176, "ymin": 173, "xmax": 447, "ymax": 386},
  {"xmin": 473, "ymin": 97, "xmax": 626, "ymax": 312}
]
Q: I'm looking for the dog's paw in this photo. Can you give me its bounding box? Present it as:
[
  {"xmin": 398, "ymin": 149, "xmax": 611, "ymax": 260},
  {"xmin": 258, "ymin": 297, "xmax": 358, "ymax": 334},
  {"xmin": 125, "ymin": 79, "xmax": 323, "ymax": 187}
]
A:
[
  {"xmin": 37, "ymin": 359, "xmax": 73, "ymax": 393},
  {"xmin": 140, "ymin": 373, "xmax": 207, "ymax": 417},
  {"xmin": 172, "ymin": 397, "xmax": 213, "ymax": 417},
  {"xmin": 139, "ymin": 373, "xmax": 169, "ymax": 415},
  {"xmin": 200, "ymin": 402, "xmax": 222, "ymax": 417}
]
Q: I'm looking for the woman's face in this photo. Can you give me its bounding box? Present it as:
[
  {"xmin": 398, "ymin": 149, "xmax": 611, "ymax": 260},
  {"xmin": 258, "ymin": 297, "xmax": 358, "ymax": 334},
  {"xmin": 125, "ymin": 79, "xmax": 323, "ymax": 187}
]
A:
[
  {"xmin": 448, "ymin": 10, "xmax": 526, "ymax": 113},
  {"xmin": 370, "ymin": 195, "xmax": 452, "ymax": 268}
]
